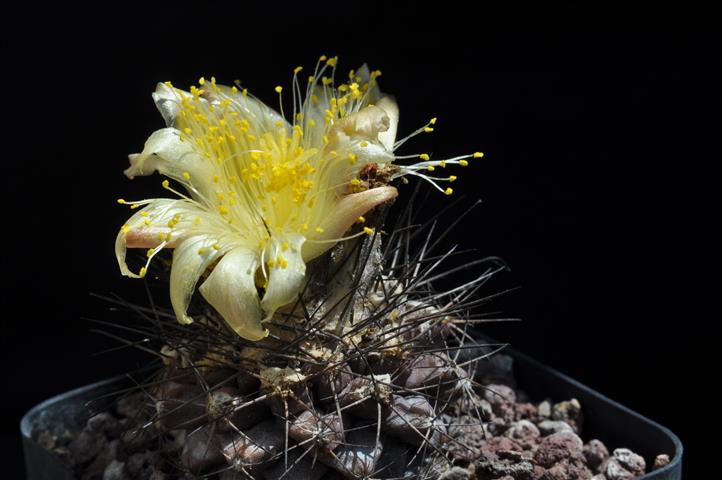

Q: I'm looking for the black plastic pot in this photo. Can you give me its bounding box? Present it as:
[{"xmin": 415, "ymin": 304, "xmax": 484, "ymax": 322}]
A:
[{"xmin": 21, "ymin": 348, "xmax": 682, "ymax": 480}]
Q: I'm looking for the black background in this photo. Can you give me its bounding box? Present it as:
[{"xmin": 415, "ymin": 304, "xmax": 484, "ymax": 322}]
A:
[{"xmin": 4, "ymin": 3, "xmax": 718, "ymax": 478}]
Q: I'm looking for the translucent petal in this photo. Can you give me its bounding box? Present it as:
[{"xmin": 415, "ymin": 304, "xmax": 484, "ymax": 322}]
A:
[
  {"xmin": 260, "ymin": 234, "xmax": 306, "ymax": 321},
  {"xmin": 199, "ymin": 247, "xmax": 267, "ymax": 341},
  {"xmin": 125, "ymin": 128, "xmax": 217, "ymax": 200},
  {"xmin": 355, "ymin": 64, "xmax": 382, "ymax": 103},
  {"xmin": 302, "ymin": 186, "xmax": 398, "ymax": 261},
  {"xmin": 330, "ymin": 105, "xmax": 390, "ymax": 141},
  {"xmin": 169, "ymin": 235, "xmax": 233, "ymax": 325},
  {"xmin": 151, "ymin": 83, "xmax": 197, "ymax": 127},
  {"xmin": 376, "ymin": 96, "xmax": 399, "ymax": 151}
]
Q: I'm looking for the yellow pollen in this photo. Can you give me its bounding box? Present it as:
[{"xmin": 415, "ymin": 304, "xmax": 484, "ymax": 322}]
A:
[
  {"xmin": 473, "ymin": 151, "xmax": 484, "ymax": 158},
  {"xmin": 444, "ymin": 187, "xmax": 454, "ymax": 195},
  {"xmin": 430, "ymin": 117, "xmax": 438, "ymax": 125},
  {"xmin": 274, "ymin": 86, "xmax": 283, "ymax": 93},
  {"xmin": 162, "ymin": 179, "xmax": 170, "ymax": 189},
  {"xmin": 315, "ymin": 227, "xmax": 324, "ymax": 233},
  {"xmin": 449, "ymin": 175, "xmax": 457, "ymax": 182},
  {"xmin": 140, "ymin": 211, "xmax": 149, "ymax": 217},
  {"xmin": 219, "ymin": 205, "xmax": 229, "ymax": 215},
  {"xmin": 146, "ymin": 248, "xmax": 155, "ymax": 257},
  {"xmin": 427, "ymin": 165, "xmax": 435, "ymax": 172},
  {"xmin": 440, "ymin": 160, "xmax": 447, "ymax": 168},
  {"xmin": 139, "ymin": 267, "xmax": 147, "ymax": 278},
  {"xmin": 182, "ymin": 171, "xmax": 190, "ymax": 180},
  {"xmin": 198, "ymin": 247, "xmax": 206, "ymax": 255},
  {"xmin": 424, "ymin": 127, "xmax": 434, "ymax": 133},
  {"xmin": 419, "ymin": 153, "xmax": 430, "ymax": 161},
  {"xmin": 360, "ymin": 141, "xmax": 369, "ymax": 147},
  {"xmin": 117, "ymin": 198, "xmax": 126, "ymax": 204},
  {"xmin": 357, "ymin": 216, "xmax": 366, "ymax": 223},
  {"xmin": 121, "ymin": 224, "xmax": 130, "ymax": 233},
  {"xmin": 198, "ymin": 77, "xmax": 206, "ymax": 85},
  {"xmin": 348, "ymin": 153, "xmax": 357, "ymax": 164},
  {"xmin": 459, "ymin": 160, "xmax": 469, "ymax": 167},
  {"xmin": 363, "ymin": 227, "xmax": 374, "ymax": 235},
  {"xmin": 212, "ymin": 243, "xmax": 221, "ymax": 250},
  {"xmin": 319, "ymin": 55, "xmax": 327, "ymax": 61},
  {"xmin": 294, "ymin": 66, "xmax": 303, "ymax": 74},
  {"xmin": 281, "ymin": 241, "xmax": 289, "ymax": 251}
]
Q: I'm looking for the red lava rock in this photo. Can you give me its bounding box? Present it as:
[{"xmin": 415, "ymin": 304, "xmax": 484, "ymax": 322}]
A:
[
  {"xmin": 533, "ymin": 431, "xmax": 584, "ymax": 468},
  {"xmin": 583, "ymin": 439, "xmax": 609, "ymax": 473},
  {"xmin": 653, "ymin": 453, "xmax": 671, "ymax": 470},
  {"xmin": 480, "ymin": 436, "xmax": 523, "ymax": 457},
  {"xmin": 540, "ymin": 458, "xmax": 592, "ymax": 480},
  {"xmin": 515, "ymin": 402, "xmax": 539, "ymax": 422}
]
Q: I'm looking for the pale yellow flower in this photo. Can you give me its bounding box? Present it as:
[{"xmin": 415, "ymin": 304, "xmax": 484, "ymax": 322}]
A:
[{"xmin": 116, "ymin": 57, "xmax": 481, "ymax": 341}]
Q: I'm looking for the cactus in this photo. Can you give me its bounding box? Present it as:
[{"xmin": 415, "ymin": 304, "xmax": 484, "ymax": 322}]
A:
[{"xmin": 106, "ymin": 57, "xmax": 507, "ymax": 479}]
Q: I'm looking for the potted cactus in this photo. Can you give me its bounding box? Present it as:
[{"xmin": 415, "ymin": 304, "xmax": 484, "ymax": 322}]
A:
[{"xmin": 22, "ymin": 56, "xmax": 681, "ymax": 480}]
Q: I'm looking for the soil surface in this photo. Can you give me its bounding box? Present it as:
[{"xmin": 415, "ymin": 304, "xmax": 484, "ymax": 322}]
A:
[{"xmin": 37, "ymin": 353, "xmax": 671, "ymax": 480}]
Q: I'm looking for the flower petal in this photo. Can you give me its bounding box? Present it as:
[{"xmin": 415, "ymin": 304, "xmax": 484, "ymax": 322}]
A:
[
  {"xmin": 116, "ymin": 199, "xmax": 221, "ymax": 277},
  {"xmin": 330, "ymin": 105, "xmax": 390, "ymax": 141},
  {"xmin": 151, "ymin": 83, "xmax": 194, "ymax": 128},
  {"xmin": 302, "ymin": 186, "xmax": 398, "ymax": 261},
  {"xmin": 375, "ymin": 96, "xmax": 399, "ymax": 151},
  {"xmin": 203, "ymin": 85, "xmax": 289, "ymax": 134},
  {"xmin": 260, "ymin": 234, "xmax": 306, "ymax": 321},
  {"xmin": 169, "ymin": 235, "xmax": 232, "ymax": 325},
  {"xmin": 125, "ymin": 128, "xmax": 217, "ymax": 200},
  {"xmin": 199, "ymin": 247, "xmax": 267, "ymax": 341}
]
